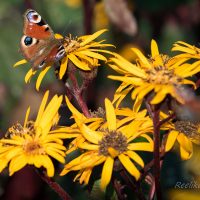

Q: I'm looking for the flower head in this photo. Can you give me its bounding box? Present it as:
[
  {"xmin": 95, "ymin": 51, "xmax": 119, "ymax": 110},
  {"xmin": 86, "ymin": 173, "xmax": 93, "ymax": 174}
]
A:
[
  {"xmin": 108, "ymin": 40, "xmax": 198, "ymax": 105},
  {"xmin": 14, "ymin": 29, "xmax": 113, "ymax": 90},
  {"xmin": 60, "ymin": 98, "xmax": 153, "ymax": 190},
  {"xmin": 164, "ymin": 117, "xmax": 200, "ymax": 160},
  {"xmin": 0, "ymin": 91, "xmax": 69, "ymax": 177}
]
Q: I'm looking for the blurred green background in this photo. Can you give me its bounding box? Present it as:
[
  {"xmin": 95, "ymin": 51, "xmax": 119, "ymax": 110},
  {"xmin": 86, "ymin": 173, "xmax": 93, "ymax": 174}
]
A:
[{"xmin": 1, "ymin": 0, "xmax": 200, "ymax": 199}]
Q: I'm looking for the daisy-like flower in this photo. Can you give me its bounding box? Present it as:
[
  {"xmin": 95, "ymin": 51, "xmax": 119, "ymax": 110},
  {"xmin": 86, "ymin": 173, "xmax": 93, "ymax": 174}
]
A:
[
  {"xmin": 60, "ymin": 98, "xmax": 153, "ymax": 190},
  {"xmin": 108, "ymin": 40, "xmax": 198, "ymax": 105},
  {"xmin": 0, "ymin": 91, "xmax": 71, "ymax": 177},
  {"xmin": 164, "ymin": 119, "xmax": 200, "ymax": 160},
  {"xmin": 14, "ymin": 29, "xmax": 113, "ymax": 90},
  {"xmin": 64, "ymin": 93, "xmax": 152, "ymax": 154}
]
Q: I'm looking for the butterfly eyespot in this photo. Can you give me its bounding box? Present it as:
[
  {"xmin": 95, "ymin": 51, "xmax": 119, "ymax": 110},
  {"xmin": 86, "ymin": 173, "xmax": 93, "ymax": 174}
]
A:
[
  {"xmin": 21, "ymin": 35, "xmax": 37, "ymax": 47},
  {"xmin": 24, "ymin": 36, "xmax": 33, "ymax": 46},
  {"xmin": 56, "ymin": 46, "xmax": 66, "ymax": 60},
  {"xmin": 38, "ymin": 60, "xmax": 46, "ymax": 68},
  {"xmin": 26, "ymin": 10, "xmax": 41, "ymax": 23}
]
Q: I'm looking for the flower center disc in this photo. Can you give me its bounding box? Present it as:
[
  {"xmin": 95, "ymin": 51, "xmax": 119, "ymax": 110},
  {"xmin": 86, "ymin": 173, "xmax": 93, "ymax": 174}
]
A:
[
  {"xmin": 98, "ymin": 131, "xmax": 128, "ymax": 157},
  {"xmin": 64, "ymin": 37, "xmax": 80, "ymax": 53},
  {"xmin": 24, "ymin": 140, "xmax": 43, "ymax": 155},
  {"xmin": 146, "ymin": 66, "xmax": 182, "ymax": 85}
]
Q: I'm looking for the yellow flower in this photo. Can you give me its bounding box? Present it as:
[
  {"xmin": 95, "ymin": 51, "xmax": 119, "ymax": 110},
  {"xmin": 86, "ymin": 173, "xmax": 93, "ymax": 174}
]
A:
[
  {"xmin": 108, "ymin": 40, "xmax": 198, "ymax": 105},
  {"xmin": 0, "ymin": 91, "xmax": 70, "ymax": 177},
  {"xmin": 94, "ymin": 2, "xmax": 109, "ymax": 30},
  {"xmin": 164, "ymin": 119, "xmax": 200, "ymax": 160},
  {"xmin": 14, "ymin": 29, "xmax": 113, "ymax": 90},
  {"xmin": 64, "ymin": 0, "xmax": 82, "ymax": 8},
  {"xmin": 60, "ymin": 98, "xmax": 153, "ymax": 190}
]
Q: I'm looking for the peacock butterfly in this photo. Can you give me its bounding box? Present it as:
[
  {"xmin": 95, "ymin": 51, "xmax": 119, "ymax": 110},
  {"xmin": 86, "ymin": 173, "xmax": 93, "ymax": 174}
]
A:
[{"xmin": 20, "ymin": 9, "xmax": 66, "ymax": 70}]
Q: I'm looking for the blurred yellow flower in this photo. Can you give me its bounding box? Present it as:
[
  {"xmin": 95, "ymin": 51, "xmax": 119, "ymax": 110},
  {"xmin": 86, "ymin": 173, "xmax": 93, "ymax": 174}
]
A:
[
  {"xmin": 14, "ymin": 29, "xmax": 113, "ymax": 90},
  {"xmin": 0, "ymin": 91, "xmax": 70, "ymax": 177},
  {"xmin": 64, "ymin": 0, "xmax": 82, "ymax": 8},
  {"xmin": 60, "ymin": 98, "xmax": 153, "ymax": 190},
  {"xmin": 168, "ymin": 189, "xmax": 200, "ymax": 200},
  {"xmin": 94, "ymin": 2, "xmax": 109, "ymax": 30},
  {"xmin": 109, "ymin": 40, "xmax": 198, "ymax": 105}
]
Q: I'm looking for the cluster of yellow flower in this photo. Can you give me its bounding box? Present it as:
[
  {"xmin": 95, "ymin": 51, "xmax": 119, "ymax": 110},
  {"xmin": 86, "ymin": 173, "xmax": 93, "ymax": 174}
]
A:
[{"xmin": 2, "ymin": 30, "xmax": 200, "ymax": 193}]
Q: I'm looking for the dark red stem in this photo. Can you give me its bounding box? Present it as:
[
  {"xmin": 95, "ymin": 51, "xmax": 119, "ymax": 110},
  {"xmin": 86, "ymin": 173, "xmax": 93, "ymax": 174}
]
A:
[
  {"xmin": 152, "ymin": 107, "xmax": 162, "ymax": 200},
  {"xmin": 145, "ymin": 100, "xmax": 162, "ymax": 200},
  {"xmin": 82, "ymin": 0, "xmax": 95, "ymax": 34},
  {"xmin": 37, "ymin": 170, "xmax": 72, "ymax": 200},
  {"xmin": 68, "ymin": 70, "xmax": 91, "ymax": 117},
  {"xmin": 120, "ymin": 169, "xmax": 146, "ymax": 200}
]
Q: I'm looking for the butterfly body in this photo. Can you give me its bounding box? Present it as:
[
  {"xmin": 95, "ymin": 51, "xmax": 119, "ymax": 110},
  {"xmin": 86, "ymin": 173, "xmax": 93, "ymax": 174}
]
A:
[{"xmin": 20, "ymin": 9, "xmax": 66, "ymax": 70}]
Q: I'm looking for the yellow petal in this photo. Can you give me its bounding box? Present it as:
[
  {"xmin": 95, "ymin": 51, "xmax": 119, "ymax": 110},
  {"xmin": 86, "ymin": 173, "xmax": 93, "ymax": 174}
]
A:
[
  {"xmin": 68, "ymin": 54, "xmax": 90, "ymax": 70},
  {"xmin": 100, "ymin": 157, "xmax": 114, "ymax": 190},
  {"xmin": 165, "ymin": 130, "xmax": 179, "ymax": 152},
  {"xmin": 128, "ymin": 143, "xmax": 153, "ymax": 152},
  {"xmin": 25, "ymin": 68, "xmax": 35, "ymax": 83},
  {"xmin": 119, "ymin": 154, "xmax": 140, "ymax": 180},
  {"xmin": 113, "ymin": 85, "xmax": 134, "ymax": 108},
  {"xmin": 24, "ymin": 107, "xmax": 31, "ymax": 127},
  {"xmin": 125, "ymin": 151, "xmax": 144, "ymax": 167},
  {"xmin": 108, "ymin": 75, "xmax": 143, "ymax": 85},
  {"xmin": 150, "ymin": 87, "xmax": 170, "ymax": 104},
  {"xmin": 79, "ymin": 50, "xmax": 107, "ymax": 61},
  {"xmin": 1, "ymin": 139, "xmax": 23, "ymax": 146},
  {"xmin": 180, "ymin": 145, "xmax": 193, "ymax": 160},
  {"xmin": 0, "ymin": 158, "xmax": 8, "ymax": 172},
  {"xmin": 9, "ymin": 155, "xmax": 27, "ymax": 176},
  {"xmin": 151, "ymin": 39, "xmax": 160, "ymax": 57},
  {"xmin": 40, "ymin": 155, "xmax": 55, "ymax": 177},
  {"xmin": 131, "ymin": 48, "xmax": 151, "ymax": 69},
  {"xmin": 80, "ymin": 168, "xmax": 92, "ymax": 185},
  {"xmin": 45, "ymin": 148, "xmax": 65, "ymax": 163},
  {"xmin": 39, "ymin": 96, "xmax": 63, "ymax": 133},
  {"xmin": 172, "ymin": 44, "xmax": 195, "ymax": 54},
  {"xmin": 65, "ymin": 96, "xmax": 86, "ymax": 120},
  {"xmin": 105, "ymin": 98, "xmax": 116, "ymax": 131},
  {"xmin": 54, "ymin": 33, "xmax": 64, "ymax": 39},
  {"xmin": 13, "ymin": 59, "xmax": 27, "ymax": 67},
  {"xmin": 140, "ymin": 134, "xmax": 153, "ymax": 145},
  {"xmin": 111, "ymin": 56, "xmax": 146, "ymax": 78},
  {"xmin": 151, "ymin": 40, "xmax": 163, "ymax": 66},
  {"xmin": 133, "ymin": 97, "xmax": 143, "ymax": 113},
  {"xmin": 78, "ymin": 142, "xmax": 99, "ymax": 150},
  {"xmin": 131, "ymin": 85, "xmax": 148, "ymax": 99},
  {"xmin": 36, "ymin": 66, "xmax": 51, "ymax": 91},
  {"xmin": 177, "ymin": 133, "xmax": 193, "ymax": 155},
  {"xmin": 80, "ymin": 29, "xmax": 107, "ymax": 46},
  {"xmin": 35, "ymin": 91, "xmax": 49, "ymax": 126},
  {"xmin": 59, "ymin": 57, "xmax": 68, "ymax": 79},
  {"xmin": 79, "ymin": 124, "xmax": 102, "ymax": 144},
  {"xmin": 137, "ymin": 85, "xmax": 154, "ymax": 100}
]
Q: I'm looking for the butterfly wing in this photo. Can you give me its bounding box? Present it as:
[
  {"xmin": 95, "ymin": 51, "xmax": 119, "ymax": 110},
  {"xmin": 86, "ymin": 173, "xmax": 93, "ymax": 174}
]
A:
[{"xmin": 20, "ymin": 9, "xmax": 65, "ymax": 70}]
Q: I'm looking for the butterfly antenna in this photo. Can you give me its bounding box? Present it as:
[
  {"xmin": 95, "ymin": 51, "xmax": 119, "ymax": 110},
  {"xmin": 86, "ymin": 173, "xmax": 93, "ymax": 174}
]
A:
[{"xmin": 61, "ymin": 20, "xmax": 73, "ymax": 37}]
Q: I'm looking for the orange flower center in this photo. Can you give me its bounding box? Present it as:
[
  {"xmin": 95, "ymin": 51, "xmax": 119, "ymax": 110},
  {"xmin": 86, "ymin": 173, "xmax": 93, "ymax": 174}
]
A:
[
  {"xmin": 146, "ymin": 66, "xmax": 182, "ymax": 85},
  {"xmin": 23, "ymin": 140, "xmax": 45, "ymax": 155},
  {"xmin": 63, "ymin": 37, "xmax": 80, "ymax": 53}
]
